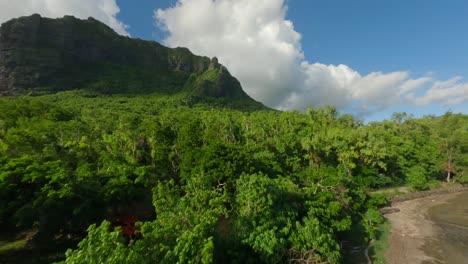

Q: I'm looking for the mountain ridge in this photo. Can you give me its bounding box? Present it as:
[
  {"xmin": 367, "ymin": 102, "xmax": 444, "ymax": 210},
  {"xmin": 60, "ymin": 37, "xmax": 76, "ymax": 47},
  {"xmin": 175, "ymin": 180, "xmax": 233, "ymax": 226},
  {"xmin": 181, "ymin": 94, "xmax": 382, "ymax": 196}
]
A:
[{"xmin": 0, "ymin": 14, "xmax": 263, "ymax": 109}]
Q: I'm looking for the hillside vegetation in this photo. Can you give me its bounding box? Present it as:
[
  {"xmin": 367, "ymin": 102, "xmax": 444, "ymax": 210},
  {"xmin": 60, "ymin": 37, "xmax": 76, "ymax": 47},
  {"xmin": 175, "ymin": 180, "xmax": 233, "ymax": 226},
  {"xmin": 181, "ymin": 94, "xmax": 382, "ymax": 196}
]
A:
[{"xmin": 0, "ymin": 14, "xmax": 260, "ymax": 109}]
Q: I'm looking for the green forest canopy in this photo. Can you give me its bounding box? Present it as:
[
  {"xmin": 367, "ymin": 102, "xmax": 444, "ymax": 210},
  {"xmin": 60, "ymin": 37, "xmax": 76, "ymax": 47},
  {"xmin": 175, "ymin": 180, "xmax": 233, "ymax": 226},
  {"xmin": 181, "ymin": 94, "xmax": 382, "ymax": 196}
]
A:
[{"xmin": 0, "ymin": 91, "xmax": 466, "ymax": 263}]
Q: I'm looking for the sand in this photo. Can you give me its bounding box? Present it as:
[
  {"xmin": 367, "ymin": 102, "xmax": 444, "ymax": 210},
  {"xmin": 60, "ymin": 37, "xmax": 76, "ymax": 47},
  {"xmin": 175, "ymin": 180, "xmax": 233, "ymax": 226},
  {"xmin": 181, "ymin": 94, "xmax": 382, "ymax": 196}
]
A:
[{"xmin": 384, "ymin": 192, "xmax": 466, "ymax": 264}]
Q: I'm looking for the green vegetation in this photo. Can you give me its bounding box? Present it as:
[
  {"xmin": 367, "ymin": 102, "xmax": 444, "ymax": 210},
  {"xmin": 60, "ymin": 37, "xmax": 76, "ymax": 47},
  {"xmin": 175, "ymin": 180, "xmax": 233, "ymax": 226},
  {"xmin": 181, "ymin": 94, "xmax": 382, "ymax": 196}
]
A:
[
  {"xmin": 1, "ymin": 14, "xmax": 258, "ymax": 107},
  {"xmin": 368, "ymin": 220, "xmax": 391, "ymax": 264},
  {"xmin": 0, "ymin": 91, "xmax": 466, "ymax": 263},
  {"xmin": 0, "ymin": 231, "xmax": 66, "ymax": 264},
  {"xmin": 2, "ymin": 13, "xmax": 466, "ymax": 264},
  {"xmin": 0, "ymin": 237, "xmax": 27, "ymax": 254}
]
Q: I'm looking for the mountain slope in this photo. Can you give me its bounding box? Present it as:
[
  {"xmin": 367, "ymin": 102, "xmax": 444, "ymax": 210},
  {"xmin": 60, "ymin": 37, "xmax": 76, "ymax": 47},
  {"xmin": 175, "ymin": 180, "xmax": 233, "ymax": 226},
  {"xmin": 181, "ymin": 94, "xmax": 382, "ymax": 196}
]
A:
[{"xmin": 0, "ymin": 14, "xmax": 263, "ymax": 108}]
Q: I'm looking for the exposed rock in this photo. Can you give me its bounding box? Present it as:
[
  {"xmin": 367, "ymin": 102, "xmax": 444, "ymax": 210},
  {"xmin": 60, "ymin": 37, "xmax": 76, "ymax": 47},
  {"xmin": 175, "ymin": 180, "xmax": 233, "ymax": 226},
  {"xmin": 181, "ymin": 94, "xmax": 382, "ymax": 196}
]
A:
[
  {"xmin": 209, "ymin": 57, "xmax": 220, "ymax": 70},
  {"xmin": 379, "ymin": 207, "xmax": 401, "ymax": 215},
  {"xmin": 0, "ymin": 14, "xmax": 255, "ymax": 102}
]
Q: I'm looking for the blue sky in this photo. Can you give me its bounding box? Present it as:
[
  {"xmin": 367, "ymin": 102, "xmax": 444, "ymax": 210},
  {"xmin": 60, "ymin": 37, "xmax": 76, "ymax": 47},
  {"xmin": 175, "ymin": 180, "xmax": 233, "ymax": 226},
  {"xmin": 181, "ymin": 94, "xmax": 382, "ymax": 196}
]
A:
[
  {"xmin": 118, "ymin": 0, "xmax": 468, "ymax": 81},
  {"xmin": 1, "ymin": 0, "xmax": 467, "ymax": 121},
  {"xmin": 288, "ymin": 0, "xmax": 468, "ymax": 78}
]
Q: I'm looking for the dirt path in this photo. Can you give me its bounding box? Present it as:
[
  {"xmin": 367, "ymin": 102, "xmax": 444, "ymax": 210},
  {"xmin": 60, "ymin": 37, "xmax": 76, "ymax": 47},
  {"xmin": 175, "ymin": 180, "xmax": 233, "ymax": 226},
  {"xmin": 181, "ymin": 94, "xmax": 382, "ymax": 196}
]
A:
[{"xmin": 384, "ymin": 192, "xmax": 465, "ymax": 264}]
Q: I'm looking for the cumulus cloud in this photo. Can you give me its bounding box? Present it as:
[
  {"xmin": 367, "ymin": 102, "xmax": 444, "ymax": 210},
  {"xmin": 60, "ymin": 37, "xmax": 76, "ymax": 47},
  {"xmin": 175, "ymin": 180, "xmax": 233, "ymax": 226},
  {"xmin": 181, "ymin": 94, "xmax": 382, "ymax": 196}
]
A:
[
  {"xmin": 407, "ymin": 77, "xmax": 468, "ymax": 106},
  {"xmin": 155, "ymin": 0, "xmax": 467, "ymax": 115},
  {"xmin": 156, "ymin": 0, "xmax": 302, "ymax": 108},
  {"xmin": 0, "ymin": 0, "xmax": 129, "ymax": 36}
]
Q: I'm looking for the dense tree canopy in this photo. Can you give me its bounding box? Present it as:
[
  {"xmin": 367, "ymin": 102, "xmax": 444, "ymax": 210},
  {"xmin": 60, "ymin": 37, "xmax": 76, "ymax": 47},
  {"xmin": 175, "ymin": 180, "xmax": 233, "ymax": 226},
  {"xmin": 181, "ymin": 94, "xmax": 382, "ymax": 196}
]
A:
[{"xmin": 0, "ymin": 91, "xmax": 466, "ymax": 263}]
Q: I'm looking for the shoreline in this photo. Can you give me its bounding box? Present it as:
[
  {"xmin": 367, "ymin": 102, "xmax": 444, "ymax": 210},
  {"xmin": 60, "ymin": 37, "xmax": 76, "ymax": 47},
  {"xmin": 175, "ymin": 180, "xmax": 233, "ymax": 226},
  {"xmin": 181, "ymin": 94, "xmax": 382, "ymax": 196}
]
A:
[{"xmin": 383, "ymin": 191, "xmax": 467, "ymax": 264}]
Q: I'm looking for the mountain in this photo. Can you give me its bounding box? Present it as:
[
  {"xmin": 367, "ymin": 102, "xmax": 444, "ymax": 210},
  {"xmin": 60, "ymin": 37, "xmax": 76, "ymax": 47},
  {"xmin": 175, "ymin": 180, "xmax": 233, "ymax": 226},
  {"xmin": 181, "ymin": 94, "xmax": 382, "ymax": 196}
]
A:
[{"xmin": 0, "ymin": 14, "xmax": 263, "ymax": 108}]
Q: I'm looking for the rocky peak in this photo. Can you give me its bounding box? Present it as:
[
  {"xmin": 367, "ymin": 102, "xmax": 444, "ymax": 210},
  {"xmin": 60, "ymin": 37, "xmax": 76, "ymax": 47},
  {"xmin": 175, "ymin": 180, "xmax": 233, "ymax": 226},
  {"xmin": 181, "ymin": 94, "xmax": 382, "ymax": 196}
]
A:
[
  {"xmin": 0, "ymin": 14, "xmax": 257, "ymax": 103},
  {"xmin": 209, "ymin": 57, "xmax": 220, "ymax": 70}
]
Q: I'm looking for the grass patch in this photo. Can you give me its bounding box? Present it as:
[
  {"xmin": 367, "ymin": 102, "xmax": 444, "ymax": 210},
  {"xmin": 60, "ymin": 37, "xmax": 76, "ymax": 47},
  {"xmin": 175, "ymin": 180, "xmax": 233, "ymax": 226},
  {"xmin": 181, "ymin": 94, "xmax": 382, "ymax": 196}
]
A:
[
  {"xmin": 368, "ymin": 220, "xmax": 391, "ymax": 264},
  {"xmin": 0, "ymin": 238, "xmax": 28, "ymax": 254},
  {"xmin": 0, "ymin": 232, "xmax": 67, "ymax": 264},
  {"xmin": 371, "ymin": 186, "xmax": 410, "ymax": 196}
]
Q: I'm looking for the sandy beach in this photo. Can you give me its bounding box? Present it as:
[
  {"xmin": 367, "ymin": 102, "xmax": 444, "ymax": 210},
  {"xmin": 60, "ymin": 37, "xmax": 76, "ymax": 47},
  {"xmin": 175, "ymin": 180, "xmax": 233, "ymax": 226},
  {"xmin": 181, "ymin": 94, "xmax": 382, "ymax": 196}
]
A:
[{"xmin": 384, "ymin": 191, "xmax": 468, "ymax": 264}]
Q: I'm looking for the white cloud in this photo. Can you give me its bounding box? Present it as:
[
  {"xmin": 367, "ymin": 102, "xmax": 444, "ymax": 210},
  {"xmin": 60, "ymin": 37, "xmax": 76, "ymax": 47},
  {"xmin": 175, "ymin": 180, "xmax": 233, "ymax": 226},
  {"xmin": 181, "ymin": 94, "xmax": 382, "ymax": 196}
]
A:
[
  {"xmin": 398, "ymin": 77, "xmax": 432, "ymax": 95},
  {"xmin": 155, "ymin": 0, "xmax": 468, "ymax": 115},
  {"xmin": 156, "ymin": 0, "xmax": 302, "ymax": 108},
  {"xmin": 0, "ymin": 0, "xmax": 129, "ymax": 36},
  {"xmin": 407, "ymin": 77, "xmax": 468, "ymax": 106}
]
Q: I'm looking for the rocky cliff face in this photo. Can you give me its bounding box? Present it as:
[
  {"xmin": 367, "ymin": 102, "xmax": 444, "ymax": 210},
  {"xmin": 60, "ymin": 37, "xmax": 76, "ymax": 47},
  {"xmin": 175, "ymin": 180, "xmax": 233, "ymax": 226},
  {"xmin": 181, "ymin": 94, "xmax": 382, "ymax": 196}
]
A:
[{"xmin": 0, "ymin": 14, "xmax": 252, "ymax": 101}]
